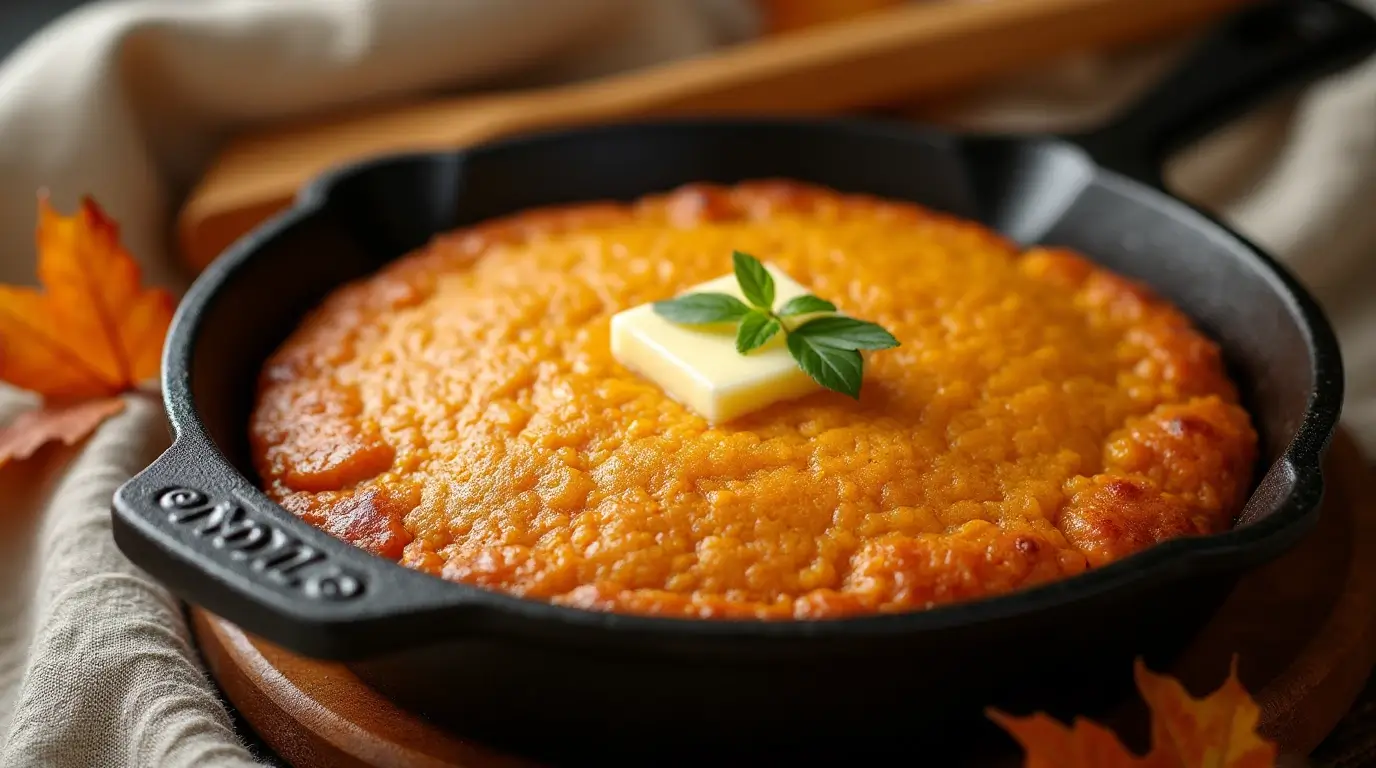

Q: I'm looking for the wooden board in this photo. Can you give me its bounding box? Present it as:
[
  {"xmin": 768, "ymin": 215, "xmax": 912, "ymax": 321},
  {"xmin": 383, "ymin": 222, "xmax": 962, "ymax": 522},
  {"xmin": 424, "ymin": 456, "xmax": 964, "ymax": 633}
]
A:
[
  {"xmin": 177, "ymin": 0, "xmax": 1251, "ymax": 273},
  {"xmin": 193, "ymin": 429, "xmax": 1376, "ymax": 767}
]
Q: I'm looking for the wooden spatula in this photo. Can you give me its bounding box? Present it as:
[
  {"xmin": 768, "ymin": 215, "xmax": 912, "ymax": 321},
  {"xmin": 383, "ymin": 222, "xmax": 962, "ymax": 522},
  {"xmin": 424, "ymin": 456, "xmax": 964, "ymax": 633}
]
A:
[{"xmin": 178, "ymin": 0, "xmax": 1250, "ymax": 272}]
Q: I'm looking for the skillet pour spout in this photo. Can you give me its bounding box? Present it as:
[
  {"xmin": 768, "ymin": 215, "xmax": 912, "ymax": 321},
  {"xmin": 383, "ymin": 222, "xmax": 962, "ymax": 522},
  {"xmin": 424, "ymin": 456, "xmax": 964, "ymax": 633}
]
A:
[{"xmin": 113, "ymin": 0, "xmax": 1371, "ymax": 761}]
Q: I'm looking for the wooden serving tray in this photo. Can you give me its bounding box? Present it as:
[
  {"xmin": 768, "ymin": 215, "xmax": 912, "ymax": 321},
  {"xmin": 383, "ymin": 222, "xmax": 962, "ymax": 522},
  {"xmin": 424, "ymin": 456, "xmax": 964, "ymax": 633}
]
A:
[
  {"xmin": 178, "ymin": 0, "xmax": 1251, "ymax": 273},
  {"xmin": 193, "ymin": 429, "xmax": 1376, "ymax": 767}
]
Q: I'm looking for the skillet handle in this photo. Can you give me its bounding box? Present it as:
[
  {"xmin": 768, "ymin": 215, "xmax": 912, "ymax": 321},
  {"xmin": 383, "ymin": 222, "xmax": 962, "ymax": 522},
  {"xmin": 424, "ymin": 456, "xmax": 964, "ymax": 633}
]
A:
[
  {"xmin": 112, "ymin": 437, "xmax": 466, "ymax": 660},
  {"xmin": 1070, "ymin": 0, "xmax": 1376, "ymax": 184}
]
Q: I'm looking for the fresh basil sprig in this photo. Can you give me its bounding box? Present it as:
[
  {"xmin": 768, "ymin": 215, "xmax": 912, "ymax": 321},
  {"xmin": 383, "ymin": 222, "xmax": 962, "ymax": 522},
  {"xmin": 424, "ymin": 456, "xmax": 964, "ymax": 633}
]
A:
[{"xmin": 651, "ymin": 250, "xmax": 899, "ymax": 399}]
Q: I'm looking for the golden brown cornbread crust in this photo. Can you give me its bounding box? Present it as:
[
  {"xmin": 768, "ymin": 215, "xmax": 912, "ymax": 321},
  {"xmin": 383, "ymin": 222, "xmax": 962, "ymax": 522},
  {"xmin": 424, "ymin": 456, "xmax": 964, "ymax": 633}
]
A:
[{"xmin": 249, "ymin": 181, "xmax": 1258, "ymax": 619}]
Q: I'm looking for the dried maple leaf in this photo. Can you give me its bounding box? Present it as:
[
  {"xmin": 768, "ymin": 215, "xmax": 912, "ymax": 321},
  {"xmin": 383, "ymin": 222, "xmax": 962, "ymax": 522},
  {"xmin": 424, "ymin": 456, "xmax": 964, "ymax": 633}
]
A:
[
  {"xmin": 987, "ymin": 709, "xmax": 1151, "ymax": 768},
  {"xmin": 990, "ymin": 657, "xmax": 1278, "ymax": 768},
  {"xmin": 0, "ymin": 193, "xmax": 173, "ymax": 466},
  {"xmin": 1135, "ymin": 657, "xmax": 1277, "ymax": 768},
  {"xmin": 0, "ymin": 398, "xmax": 128, "ymax": 465}
]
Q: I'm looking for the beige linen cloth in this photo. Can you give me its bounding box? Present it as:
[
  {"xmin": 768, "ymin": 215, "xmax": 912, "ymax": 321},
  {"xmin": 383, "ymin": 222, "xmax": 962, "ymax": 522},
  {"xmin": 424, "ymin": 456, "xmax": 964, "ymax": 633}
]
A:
[{"xmin": 0, "ymin": 1, "xmax": 1371, "ymax": 766}]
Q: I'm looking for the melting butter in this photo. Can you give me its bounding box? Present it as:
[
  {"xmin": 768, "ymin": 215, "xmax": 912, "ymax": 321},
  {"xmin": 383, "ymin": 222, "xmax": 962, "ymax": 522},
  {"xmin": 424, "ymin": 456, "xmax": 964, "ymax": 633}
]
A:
[{"xmin": 610, "ymin": 264, "xmax": 826, "ymax": 424}]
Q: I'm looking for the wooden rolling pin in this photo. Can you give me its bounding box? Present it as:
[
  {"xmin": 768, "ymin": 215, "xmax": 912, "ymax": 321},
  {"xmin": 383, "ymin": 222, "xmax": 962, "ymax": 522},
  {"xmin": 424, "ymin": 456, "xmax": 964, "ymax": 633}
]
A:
[{"xmin": 179, "ymin": 0, "xmax": 1250, "ymax": 271}]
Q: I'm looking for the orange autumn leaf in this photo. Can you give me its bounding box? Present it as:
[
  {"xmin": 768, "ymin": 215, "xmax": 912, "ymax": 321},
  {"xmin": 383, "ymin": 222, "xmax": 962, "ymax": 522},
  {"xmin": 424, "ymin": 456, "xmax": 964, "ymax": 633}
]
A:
[
  {"xmin": 0, "ymin": 194, "xmax": 173, "ymax": 401},
  {"xmin": 0, "ymin": 193, "xmax": 173, "ymax": 466},
  {"xmin": 1135, "ymin": 657, "xmax": 1277, "ymax": 768},
  {"xmin": 988, "ymin": 710, "xmax": 1151, "ymax": 767},
  {"xmin": 990, "ymin": 657, "xmax": 1278, "ymax": 768}
]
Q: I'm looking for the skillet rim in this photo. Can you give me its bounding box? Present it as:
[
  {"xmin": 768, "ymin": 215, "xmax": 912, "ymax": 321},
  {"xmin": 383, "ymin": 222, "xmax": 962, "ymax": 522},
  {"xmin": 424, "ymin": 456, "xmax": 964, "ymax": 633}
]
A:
[{"xmin": 148, "ymin": 114, "xmax": 1344, "ymax": 645}]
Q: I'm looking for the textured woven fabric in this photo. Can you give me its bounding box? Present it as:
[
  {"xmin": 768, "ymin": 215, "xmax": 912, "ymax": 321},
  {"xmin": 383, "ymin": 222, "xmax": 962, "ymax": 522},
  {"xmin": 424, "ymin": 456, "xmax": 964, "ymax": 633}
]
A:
[
  {"xmin": 0, "ymin": 396, "xmax": 258, "ymax": 767},
  {"xmin": 0, "ymin": 1, "xmax": 1371, "ymax": 766}
]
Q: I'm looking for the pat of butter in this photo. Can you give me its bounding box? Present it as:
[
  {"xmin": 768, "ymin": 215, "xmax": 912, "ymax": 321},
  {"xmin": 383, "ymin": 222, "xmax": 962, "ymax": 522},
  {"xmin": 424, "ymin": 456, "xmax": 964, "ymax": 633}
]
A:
[{"xmin": 610, "ymin": 264, "xmax": 824, "ymax": 424}]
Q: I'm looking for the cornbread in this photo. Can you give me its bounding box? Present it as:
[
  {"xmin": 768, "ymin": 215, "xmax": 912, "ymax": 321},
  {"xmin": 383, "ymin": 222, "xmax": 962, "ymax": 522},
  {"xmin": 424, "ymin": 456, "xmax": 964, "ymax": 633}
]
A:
[{"xmin": 249, "ymin": 181, "xmax": 1258, "ymax": 619}]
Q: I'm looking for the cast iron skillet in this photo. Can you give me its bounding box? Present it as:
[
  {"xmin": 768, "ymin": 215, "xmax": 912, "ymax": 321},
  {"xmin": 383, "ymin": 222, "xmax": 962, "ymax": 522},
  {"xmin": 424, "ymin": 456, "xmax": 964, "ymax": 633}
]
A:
[{"xmin": 114, "ymin": 0, "xmax": 1373, "ymax": 763}]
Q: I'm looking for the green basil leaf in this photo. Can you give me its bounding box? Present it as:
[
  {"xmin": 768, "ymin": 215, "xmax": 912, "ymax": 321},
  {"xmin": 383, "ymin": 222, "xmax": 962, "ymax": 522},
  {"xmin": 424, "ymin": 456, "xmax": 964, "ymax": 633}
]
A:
[
  {"xmin": 735, "ymin": 311, "xmax": 782, "ymax": 354},
  {"xmin": 652, "ymin": 292, "xmax": 751, "ymax": 324},
  {"xmin": 732, "ymin": 250, "xmax": 775, "ymax": 310},
  {"xmin": 787, "ymin": 333, "xmax": 864, "ymax": 399},
  {"xmin": 776, "ymin": 294, "xmax": 837, "ymax": 317},
  {"xmin": 792, "ymin": 316, "xmax": 900, "ymax": 350}
]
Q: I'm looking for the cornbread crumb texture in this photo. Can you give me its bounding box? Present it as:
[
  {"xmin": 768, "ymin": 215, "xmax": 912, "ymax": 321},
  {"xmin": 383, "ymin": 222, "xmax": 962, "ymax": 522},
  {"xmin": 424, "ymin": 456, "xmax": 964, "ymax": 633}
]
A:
[{"xmin": 250, "ymin": 181, "xmax": 1258, "ymax": 619}]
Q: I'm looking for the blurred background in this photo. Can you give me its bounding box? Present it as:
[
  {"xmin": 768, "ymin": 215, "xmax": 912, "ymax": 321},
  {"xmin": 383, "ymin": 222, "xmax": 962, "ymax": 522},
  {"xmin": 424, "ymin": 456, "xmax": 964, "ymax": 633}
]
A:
[{"xmin": 0, "ymin": 0, "xmax": 86, "ymax": 61}]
